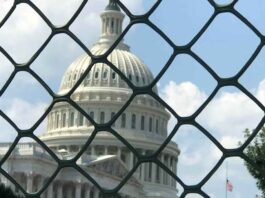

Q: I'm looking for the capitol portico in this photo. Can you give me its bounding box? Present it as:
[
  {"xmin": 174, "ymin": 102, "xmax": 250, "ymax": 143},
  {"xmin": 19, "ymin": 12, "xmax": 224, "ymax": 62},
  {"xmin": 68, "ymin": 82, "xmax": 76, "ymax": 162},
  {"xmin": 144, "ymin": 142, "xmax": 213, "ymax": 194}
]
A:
[{"xmin": 0, "ymin": 1, "xmax": 180, "ymax": 197}]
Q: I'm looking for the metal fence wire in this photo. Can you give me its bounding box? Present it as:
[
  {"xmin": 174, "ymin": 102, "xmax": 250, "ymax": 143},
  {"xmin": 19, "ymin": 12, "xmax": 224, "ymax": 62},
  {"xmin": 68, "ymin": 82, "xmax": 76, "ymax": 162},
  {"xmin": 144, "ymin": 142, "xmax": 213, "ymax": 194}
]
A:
[{"xmin": 0, "ymin": 0, "xmax": 265, "ymax": 197}]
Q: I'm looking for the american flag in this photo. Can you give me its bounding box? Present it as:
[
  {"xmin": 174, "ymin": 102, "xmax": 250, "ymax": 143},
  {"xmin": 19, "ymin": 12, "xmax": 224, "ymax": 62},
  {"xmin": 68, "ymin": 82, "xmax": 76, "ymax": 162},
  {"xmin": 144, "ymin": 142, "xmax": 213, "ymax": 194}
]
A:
[{"xmin": 226, "ymin": 179, "xmax": 233, "ymax": 192}]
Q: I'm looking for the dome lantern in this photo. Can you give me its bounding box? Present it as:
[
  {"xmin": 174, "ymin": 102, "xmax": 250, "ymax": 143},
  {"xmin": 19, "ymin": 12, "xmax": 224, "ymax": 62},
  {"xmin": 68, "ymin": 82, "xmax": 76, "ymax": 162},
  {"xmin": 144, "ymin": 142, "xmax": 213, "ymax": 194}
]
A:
[{"xmin": 99, "ymin": 0, "xmax": 125, "ymax": 46}]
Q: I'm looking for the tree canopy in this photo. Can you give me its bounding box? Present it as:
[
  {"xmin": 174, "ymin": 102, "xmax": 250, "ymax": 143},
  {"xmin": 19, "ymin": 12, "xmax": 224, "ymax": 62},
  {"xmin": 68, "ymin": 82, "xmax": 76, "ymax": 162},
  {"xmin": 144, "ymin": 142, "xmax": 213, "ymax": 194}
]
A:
[{"xmin": 243, "ymin": 127, "xmax": 265, "ymax": 197}]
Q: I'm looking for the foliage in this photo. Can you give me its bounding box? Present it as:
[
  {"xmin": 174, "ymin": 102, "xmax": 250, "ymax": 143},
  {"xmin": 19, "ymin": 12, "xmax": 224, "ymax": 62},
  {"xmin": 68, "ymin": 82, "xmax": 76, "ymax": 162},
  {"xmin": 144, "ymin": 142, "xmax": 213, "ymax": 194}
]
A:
[
  {"xmin": 243, "ymin": 127, "xmax": 265, "ymax": 198},
  {"xmin": 0, "ymin": 184, "xmax": 24, "ymax": 198}
]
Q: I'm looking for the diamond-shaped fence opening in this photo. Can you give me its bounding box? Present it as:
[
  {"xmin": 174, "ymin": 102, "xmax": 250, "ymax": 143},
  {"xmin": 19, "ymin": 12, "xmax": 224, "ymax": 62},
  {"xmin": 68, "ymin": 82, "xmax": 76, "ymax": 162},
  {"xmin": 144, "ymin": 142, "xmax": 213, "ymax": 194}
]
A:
[
  {"xmin": 0, "ymin": 3, "xmax": 51, "ymax": 64},
  {"xmin": 31, "ymin": 34, "xmax": 87, "ymax": 95},
  {"xmin": 156, "ymin": 53, "xmax": 217, "ymax": 117},
  {"xmin": 168, "ymin": 125, "xmax": 222, "ymax": 186},
  {"xmin": 78, "ymin": 131, "xmax": 138, "ymax": 191},
  {"xmin": 37, "ymin": 101, "xmax": 96, "ymax": 160},
  {"xmin": 32, "ymin": 0, "xmax": 84, "ymax": 27},
  {"xmin": 196, "ymin": 86, "xmax": 264, "ymax": 149},
  {"xmin": 118, "ymin": 23, "xmax": 174, "ymax": 84},
  {"xmin": 150, "ymin": 0, "xmax": 214, "ymax": 46},
  {"xmin": 0, "ymin": 0, "xmax": 265, "ymax": 197},
  {"xmin": 112, "ymin": 93, "xmax": 178, "ymax": 157},
  {"xmin": 192, "ymin": 12, "xmax": 260, "ymax": 78}
]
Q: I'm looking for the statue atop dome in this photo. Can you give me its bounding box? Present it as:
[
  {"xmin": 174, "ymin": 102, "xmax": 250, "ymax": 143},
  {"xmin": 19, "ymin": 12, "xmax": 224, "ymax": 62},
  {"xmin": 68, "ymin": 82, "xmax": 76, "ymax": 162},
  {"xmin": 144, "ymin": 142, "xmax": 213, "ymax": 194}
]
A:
[{"xmin": 105, "ymin": 0, "xmax": 121, "ymax": 11}]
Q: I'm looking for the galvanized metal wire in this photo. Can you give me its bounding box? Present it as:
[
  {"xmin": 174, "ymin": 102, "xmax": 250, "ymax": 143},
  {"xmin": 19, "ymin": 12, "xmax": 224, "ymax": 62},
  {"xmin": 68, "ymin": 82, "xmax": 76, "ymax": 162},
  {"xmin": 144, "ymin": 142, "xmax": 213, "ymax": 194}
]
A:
[{"xmin": 0, "ymin": 0, "xmax": 265, "ymax": 197}]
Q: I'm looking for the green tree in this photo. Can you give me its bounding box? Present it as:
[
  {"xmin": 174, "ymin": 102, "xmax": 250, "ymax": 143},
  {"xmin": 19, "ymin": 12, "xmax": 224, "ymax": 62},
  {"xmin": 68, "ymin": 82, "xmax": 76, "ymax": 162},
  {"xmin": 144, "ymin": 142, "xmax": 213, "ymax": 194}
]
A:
[{"xmin": 243, "ymin": 127, "xmax": 265, "ymax": 198}]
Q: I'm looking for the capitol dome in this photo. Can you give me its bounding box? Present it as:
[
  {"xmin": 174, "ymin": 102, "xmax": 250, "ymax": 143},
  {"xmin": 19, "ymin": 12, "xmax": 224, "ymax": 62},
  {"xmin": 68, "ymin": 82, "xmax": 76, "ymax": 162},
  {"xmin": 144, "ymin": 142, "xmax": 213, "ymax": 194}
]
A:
[
  {"xmin": 38, "ymin": 1, "xmax": 180, "ymax": 197},
  {"xmin": 59, "ymin": 43, "xmax": 156, "ymax": 94}
]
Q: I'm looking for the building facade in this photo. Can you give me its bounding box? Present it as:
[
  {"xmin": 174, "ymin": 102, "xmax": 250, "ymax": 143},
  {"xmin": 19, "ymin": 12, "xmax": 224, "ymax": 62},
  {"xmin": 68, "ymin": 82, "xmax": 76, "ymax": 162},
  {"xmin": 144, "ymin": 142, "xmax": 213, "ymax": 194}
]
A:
[{"xmin": 0, "ymin": 1, "xmax": 180, "ymax": 197}]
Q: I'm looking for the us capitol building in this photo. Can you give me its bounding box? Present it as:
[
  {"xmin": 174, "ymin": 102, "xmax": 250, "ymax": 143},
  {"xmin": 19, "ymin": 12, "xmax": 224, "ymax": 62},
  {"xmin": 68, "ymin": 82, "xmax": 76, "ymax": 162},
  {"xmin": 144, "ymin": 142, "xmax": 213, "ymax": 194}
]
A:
[{"xmin": 0, "ymin": 1, "xmax": 180, "ymax": 197}]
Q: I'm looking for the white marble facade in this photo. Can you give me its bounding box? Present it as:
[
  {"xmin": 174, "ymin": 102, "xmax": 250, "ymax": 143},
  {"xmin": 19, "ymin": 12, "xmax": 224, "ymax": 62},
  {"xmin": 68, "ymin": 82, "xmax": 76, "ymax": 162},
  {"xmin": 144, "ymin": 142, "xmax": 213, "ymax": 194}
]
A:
[{"xmin": 0, "ymin": 1, "xmax": 180, "ymax": 197}]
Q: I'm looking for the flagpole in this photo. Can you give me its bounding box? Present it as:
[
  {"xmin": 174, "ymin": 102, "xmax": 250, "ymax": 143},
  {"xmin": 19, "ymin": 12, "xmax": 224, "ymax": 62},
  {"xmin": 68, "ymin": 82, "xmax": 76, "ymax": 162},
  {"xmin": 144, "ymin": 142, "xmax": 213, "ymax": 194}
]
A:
[{"xmin": 225, "ymin": 161, "xmax": 228, "ymax": 198}]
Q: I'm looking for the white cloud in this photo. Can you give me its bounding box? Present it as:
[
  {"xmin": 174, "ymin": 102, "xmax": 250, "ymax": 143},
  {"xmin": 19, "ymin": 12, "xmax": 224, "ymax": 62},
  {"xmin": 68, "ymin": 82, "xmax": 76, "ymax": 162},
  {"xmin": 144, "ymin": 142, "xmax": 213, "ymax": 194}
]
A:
[
  {"xmin": 5, "ymin": 98, "xmax": 47, "ymax": 130},
  {"xmin": 256, "ymin": 79, "xmax": 265, "ymax": 106},
  {"xmin": 161, "ymin": 81, "xmax": 207, "ymax": 117}
]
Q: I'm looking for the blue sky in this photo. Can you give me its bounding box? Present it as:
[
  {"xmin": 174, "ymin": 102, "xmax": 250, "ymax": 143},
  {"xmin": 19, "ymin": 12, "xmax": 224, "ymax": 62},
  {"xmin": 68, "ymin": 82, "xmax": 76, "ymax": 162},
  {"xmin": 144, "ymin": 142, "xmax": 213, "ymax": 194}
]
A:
[{"xmin": 0, "ymin": 0, "xmax": 265, "ymax": 197}]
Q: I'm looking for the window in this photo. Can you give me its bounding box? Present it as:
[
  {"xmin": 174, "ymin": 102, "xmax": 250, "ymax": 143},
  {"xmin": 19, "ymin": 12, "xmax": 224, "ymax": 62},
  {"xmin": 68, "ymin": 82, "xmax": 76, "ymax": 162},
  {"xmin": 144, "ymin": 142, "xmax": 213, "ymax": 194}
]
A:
[
  {"xmin": 136, "ymin": 75, "xmax": 139, "ymax": 82},
  {"xmin": 111, "ymin": 19, "xmax": 114, "ymax": 33},
  {"xmin": 131, "ymin": 114, "xmax": 136, "ymax": 129},
  {"xmin": 128, "ymin": 74, "xmax": 132, "ymax": 81},
  {"xmin": 79, "ymin": 113, "xmax": 84, "ymax": 126},
  {"xmin": 70, "ymin": 112, "xmax": 75, "ymax": 127},
  {"xmin": 103, "ymin": 70, "xmax": 107, "ymax": 79},
  {"xmin": 141, "ymin": 115, "xmax": 145, "ymax": 130},
  {"xmin": 95, "ymin": 71, "xmax": 99, "ymax": 79},
  {"xmin": 112, "ymin": 72, "xmax": 116, "ymax": 79},
  {"xmin": 62, "ymin": 113, "xmax": 66, "ymax": 127},
  {"xmin": 100, "ymin": 111, "xmax": 105, "ymax": 124},
  {"xmin": 149, "ymin": 117, "xmax": 153, "ymax": 132},
  {"xmin": 121, "ymin": 113, "xmax": 126, "ymax": 128}
]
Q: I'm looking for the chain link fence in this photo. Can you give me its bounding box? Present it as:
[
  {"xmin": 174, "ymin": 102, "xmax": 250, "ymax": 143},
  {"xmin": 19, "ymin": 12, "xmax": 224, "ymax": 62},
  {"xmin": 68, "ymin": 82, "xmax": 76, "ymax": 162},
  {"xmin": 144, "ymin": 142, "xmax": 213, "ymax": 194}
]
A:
[{"xmin": 0, "ymin": 0, "xmax": 264, "ymax": 197}]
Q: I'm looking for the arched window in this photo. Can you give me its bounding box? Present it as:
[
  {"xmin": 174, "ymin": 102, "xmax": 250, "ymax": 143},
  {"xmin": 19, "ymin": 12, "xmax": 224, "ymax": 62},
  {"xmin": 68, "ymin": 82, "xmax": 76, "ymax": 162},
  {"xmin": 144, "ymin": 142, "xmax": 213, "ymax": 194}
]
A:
[
  {"xmin": 103, "ymin": 70, "xmax": 108, "ymax": 79},
  {"xmin": 95, "ymin": 71, "xmax": 99, "ymax": 79},
  {"xmin": 121, "ymin": 113, "xmax": 126, "ymax": 128},
  {"xmin": 149, "ymin": 117, "xmax": 153, "ymax": 132},
  {"xmin": 131, "ymin": 114, "xmax": 136, "ymax": 129},
  {"xmin": 136, "ymin": 75, "xmax": 139, "ymax": 82},
  {"xmin": 62, "ymin": 113, "xmax": 66, "ymax": 127},
  {"xmin": 128, "ymin": 74, "xmax": 132, "ymax": 81},
  {"xmin": 112, "ymin": 72, "xmax": 116, "ymax": 79},
  {"xmin": 70, "ymin": 112, "xmax": 75, "ymax": 127},
  {"xmin": 156, "ymin": 119, "xmax": 159, "ymax": 133},
  {"xmin": 100, "ymin": 111, "xmax": 105, "ymax": 124},
  {"xmin": 141, "ymin": 116, "xmax": 145, "ymax": 130}
]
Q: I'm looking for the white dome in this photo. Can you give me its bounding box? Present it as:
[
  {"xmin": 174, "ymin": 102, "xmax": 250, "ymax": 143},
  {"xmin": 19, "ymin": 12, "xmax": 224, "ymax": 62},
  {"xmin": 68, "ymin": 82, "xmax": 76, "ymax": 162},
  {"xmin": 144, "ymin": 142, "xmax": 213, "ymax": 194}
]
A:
[{"xmin": 59, "ymin": 43, "xmax": 156, "ymax": 94}]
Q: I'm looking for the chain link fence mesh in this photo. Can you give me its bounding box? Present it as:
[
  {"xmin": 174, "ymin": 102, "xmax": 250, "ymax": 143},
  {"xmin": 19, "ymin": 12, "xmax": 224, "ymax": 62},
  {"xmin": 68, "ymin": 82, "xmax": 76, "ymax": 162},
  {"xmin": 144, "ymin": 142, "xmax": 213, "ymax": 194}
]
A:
[{"xmin": 0, "ymin": 0, "xmax": 265, "ymax": 197}]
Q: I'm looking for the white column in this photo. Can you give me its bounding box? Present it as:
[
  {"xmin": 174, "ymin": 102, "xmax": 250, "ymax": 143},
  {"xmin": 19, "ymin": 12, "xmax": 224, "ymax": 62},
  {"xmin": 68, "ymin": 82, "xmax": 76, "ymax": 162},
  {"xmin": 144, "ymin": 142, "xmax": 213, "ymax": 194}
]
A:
[
  {"xmin": 141, "ymin": 150, "xmax": 145, "ymax": 181},
  {"xmin": 66, "ymin": 187, "xmax": 72, "ymax": 198},
  {"xmin": 47, "ymin": 182, "xmax": 53, "ymax": 198},
  {"xmin": 104, "ymin": 146, "xmax": 108, "ymax": 155},
  {"xmin": 57, "ymin": 182, "xmax": 63, "ymax": 198},
  {"xmin": 161, "ymin": 154, "xmax": 165, "ymax": 184},
  {"xmin": 151, "ymin": 163, "xmax": 156, "ymax": 183},
  {"xmin": 75, "ymin": 182, "xmax": 82, "ymax": 198},
  {"xmin": 94, "ymin": 188, "xmax": 99, "ymax": 198},
  {"xmin": 26, "ymin": 173, "xmax": 33, "ymax": 193},
  {"xmin": 129, "ymin": 151, "xmax": 134, "ymax": 169},
  {"xmin": 91, "ymin": 146, "xmax": 95, "ymax": 156},
  {"xmin": 84, "ymin": 186, "xmax": 91, "ymax": 197},
  {"xmin": 37, "ymin": 176, "xmax": 44, "ymax": 192},
  {"xmin": 117, "ymin": 147, "xmax": 121, "ymax": 158}
]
